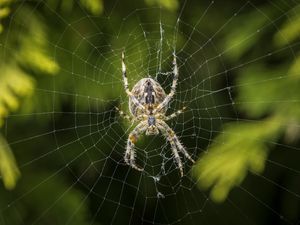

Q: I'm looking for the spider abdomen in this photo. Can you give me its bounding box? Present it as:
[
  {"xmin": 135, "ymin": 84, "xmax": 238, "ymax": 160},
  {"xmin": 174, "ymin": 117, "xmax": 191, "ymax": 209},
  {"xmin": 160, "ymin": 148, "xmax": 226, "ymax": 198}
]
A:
[{"xmin": 129, "ymin": 78, "xmax": 167, "ymax": 116}]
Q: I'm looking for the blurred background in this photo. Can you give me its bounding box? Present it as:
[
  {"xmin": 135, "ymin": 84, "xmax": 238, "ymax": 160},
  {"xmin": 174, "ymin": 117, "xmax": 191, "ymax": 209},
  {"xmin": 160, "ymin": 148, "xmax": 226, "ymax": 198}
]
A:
[{"xmin": 1, "ymin": 0, "xmax": 300, "ymax": 224}]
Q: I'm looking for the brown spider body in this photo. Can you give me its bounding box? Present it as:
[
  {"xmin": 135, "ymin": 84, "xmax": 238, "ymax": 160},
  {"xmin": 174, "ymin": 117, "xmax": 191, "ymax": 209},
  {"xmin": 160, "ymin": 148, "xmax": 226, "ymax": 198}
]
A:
[
  {"xmin": 117, "ymin": 51, "xmax": 195, "ymax": 177},
  {"xmin": 129, "ymin": 78, "xmax": 167, "ymax": 117}
]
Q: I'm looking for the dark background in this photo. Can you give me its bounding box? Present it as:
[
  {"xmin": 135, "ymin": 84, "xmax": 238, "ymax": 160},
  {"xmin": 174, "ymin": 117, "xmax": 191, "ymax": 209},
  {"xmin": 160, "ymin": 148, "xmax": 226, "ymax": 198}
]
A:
[{"xmin": 1, "ymin": 0, "xmax": 300, "ymax": 224}]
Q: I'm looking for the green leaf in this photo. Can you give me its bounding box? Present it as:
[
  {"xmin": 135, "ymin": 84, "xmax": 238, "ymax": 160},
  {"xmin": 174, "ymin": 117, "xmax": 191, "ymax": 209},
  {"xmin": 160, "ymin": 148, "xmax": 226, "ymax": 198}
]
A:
[
  {"xmin": 145, "ymin": 0, "xmax": 179, "ymax": 11},
  {"xmin": 0, "ymin": 7, "xmax": 10, "ymax": 18},
  {"xmin": 15, "ymin": 7, "xmax": 60, "ymax": 75},
  {"xmin": 0, "ymin": 65, "xmax": 35, "ymax": 126},
  {"xmin": 0, "ymin": 0, "xmax": 14, "ymax": 33},
  {"xmin": 0, "ymin": 134, "xmax": 20, "ymax": 189},
  {"xmin": 0, "ymin": 0, "xmax": 14, "ymax": 4},
  {"xmin": 80, "ymin": 0, "xmax": 103, "ymax": 15},
  {"xmin": 236, "ymin": 64, "xmax": 289, "ymax": 117},
  {"xmin": 193, "ymin": 117, "xmax": 282, "ymax": 202},
  {"xmin": 274, "ymin": 7, "xmax": 300, "ymax": 47},
  {"xmin": 223, "ymin": 10, "xmax": 269, "ymax": 61},
  {"xmin": 288, "ymin": 53, "xmax": 300, "ymax": 77}
]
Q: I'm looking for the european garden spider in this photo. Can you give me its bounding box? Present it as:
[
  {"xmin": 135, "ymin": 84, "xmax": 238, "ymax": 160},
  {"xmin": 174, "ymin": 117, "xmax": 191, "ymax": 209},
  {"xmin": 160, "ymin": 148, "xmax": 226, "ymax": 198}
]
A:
[{"xmin": 117, "ymin": 51, "xmax": 195, "ymax": 177}]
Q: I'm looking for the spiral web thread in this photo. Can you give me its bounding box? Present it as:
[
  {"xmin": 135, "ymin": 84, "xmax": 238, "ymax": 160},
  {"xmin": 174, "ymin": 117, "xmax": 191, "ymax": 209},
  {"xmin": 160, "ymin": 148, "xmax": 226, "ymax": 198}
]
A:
[{"xmin": 1, "ymin": 0, "xmax": 300, "ymax": 224}]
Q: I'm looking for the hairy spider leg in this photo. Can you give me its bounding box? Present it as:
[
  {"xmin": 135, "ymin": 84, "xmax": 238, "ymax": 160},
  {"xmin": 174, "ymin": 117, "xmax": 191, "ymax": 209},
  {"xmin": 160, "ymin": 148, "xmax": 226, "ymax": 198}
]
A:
[
  {"xmin": 115, "ymin": 107, "xmax": 147, "ymax": 122},
  {"xmin": 124, "ymin": 121, "xmax": 148, "ymax": 171},
  {"xmin": 173, "ymin": 135, "xmax": 195, "ymax": 164},
  {"xmin": 115, "ymin": 107, "xmax": 132, "ymax": 121},
  {"xmin": 170, "ymin": 140, "xmax": 184, "ymax": 177},
  {"xmin": 165, "ymin": 106, "xmax": 186, "ymax": 121},
  {"xmin": 122, "ymin": 51, "xmax": 145, "ymax": 111},
  {"xmin": 157, "ymin": 120, "xmax": 195, "ymax": 177},
  {"xmin": 153, "ymin": 54, "xmax": 179, "ymax": 114}
]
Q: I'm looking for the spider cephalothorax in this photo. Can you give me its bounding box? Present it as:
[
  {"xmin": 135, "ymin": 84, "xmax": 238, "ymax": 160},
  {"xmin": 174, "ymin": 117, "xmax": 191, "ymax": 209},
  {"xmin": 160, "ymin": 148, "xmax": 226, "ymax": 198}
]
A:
[{"xmin": 116, "ymin": 51, "xmax": 195, "ymax": 177}]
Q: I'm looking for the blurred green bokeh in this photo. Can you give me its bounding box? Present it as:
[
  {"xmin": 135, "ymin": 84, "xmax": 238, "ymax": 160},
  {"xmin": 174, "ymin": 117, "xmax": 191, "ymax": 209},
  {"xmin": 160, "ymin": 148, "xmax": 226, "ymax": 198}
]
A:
[{"xmin": 1, "ymin": 0, "xmax": 300, "ymax": 224}]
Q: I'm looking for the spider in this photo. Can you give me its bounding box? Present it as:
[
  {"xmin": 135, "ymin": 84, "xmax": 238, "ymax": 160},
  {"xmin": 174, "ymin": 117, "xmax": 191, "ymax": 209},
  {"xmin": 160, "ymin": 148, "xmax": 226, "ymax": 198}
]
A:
[{"xmin": 116, "ymin": 51, "xmax": 195, "ymax": 177}]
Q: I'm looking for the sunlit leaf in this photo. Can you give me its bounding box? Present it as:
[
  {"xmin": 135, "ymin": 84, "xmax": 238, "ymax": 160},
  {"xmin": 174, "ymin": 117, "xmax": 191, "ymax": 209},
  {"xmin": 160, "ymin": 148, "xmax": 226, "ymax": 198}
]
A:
[
  {"xmin": 274, "ymin": 7, "xmax": 300, "ymax": 47},
  {"xmin": 193, "ymin": 117, "xmax": 282, "ymax": 202},
  {"xmin": 80, "ymin": 0, "xmax": 103, "ymax": 15},
  {"xmin": 236, "ymin": 64, "xmax": 294, "ymax": 117},
  {"xmin": 0, "ymin": 7, "xmax": 10, "ymax": 18},
  {"xmin": 0, "ymin": 65, "xmax": 35, "ymax": 126},
  {"xmin": 15, "ymin": 7, "xmax": 60, "ymax": 75},
  {"xmin": 0, "ymin": 134, "xmax": 20, "ymax": 189},
  {"xmin": 0, "ymin": 0, "xmax": 14, "ymax": 4},
  {"xmin": 288, "ymin": 53, "xmax": 300, "ymax": 77},
  {"xmin": 145, "ymin": 0, "xmax": 179, "ymax": 11},
  {"xmin": 18, "ymin": 47, "xmax": 60, "ymax": 75},
  {"xmin": 0, "ymin": 0, "xmax": 13, "ymax": 33}
]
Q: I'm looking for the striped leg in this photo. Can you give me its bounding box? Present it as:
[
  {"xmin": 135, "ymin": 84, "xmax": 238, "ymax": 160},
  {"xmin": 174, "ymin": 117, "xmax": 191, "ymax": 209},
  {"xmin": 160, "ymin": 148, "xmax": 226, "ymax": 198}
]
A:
[
  {"xmin": 170, "ymin": 141, "xmax": 184, "ymax": 177},
  {"xmin": 153, "ymin": 54, "xmax": 179, "ymax": 114},
  {"xmin": 165, "ymin": 106, "xmax": 186, "ymax": 121},
  {"xmin": 121, "ymin": 51, "xmax": 145, "ymax": 111},
  {"xmin": 157, "ymin": 120, "xmax": 195, "ymax": 177},
  {"xmin": 124, "ymin": 121, "xmax": 148, "ymax": 171},
  {"xmin": 173, "ymin": 135, "xmax": 195, "ymax": 163},
  {"xmin": 115, "ymin": 106, "xmax": 146, "ymax": 122},
  {"xmin": 115, "ymin": 107, "xmax": 132, "ymax": 121}
]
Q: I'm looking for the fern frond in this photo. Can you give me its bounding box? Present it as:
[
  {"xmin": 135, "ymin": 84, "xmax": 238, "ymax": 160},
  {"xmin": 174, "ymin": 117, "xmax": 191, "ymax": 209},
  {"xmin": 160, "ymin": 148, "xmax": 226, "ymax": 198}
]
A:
[
  {"xmin": 288, "ymin": 53, "xmax": 300, "ymax": 77},
  {"xmin": 0, "ymin": 65, "xmax": 35, "ymax": 126},
  {"xmin": 0, "ymin": 134, "xmax": 20, "ymax": 189},
  {"xmin": 274, "ymin": 7, "xmax": 300, "ymax": 46},
  {"xmin": 15, "ymin": 6, "xmax": 60, "ymax": 75},
  {"xmin": 80, "ymin": 0, "xmax": 103, "ymax": 15},
  {"xmin": 145, "ymin": 0, "xmax": 179, "ymax": 11},
  {"xmin": 0, "ymin": 0, "xmax": 14, "ymax": 33},
  {"xmin": 193, "ymin": 116, "xmax": 283, "ymax": 202}
]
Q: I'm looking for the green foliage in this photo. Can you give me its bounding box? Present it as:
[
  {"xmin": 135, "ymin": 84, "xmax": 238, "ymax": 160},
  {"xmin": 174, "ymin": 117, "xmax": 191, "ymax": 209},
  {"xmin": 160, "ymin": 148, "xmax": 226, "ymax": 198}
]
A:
[
  {"xmin": 194, "ymin": 117, "xmax": 282, "ymax": 202},
  {"xmin": 194, "ymin": 2, "xmax": 300, "ymax": 202},
  {"xmin": 0, "ymin": 4, "xmax": 60, "ymax": 123},
  {"xmin": 223, "ymin": 9, "xmax": 270, "ymax": 61},
  {"xmin": 0, "ymin": 134, "xmax": 20, "ymax": 189},
  {"xmin": 46, "ymin": 0, "xmax": 104, "ymax": 15},
  {"xmin": 16, "ymin": 8, "xmax": 60, "ymax": 75},
  {"xmin": 0, "ymin": 0, "xmax": 300, "ymax": 224},
  {"xmin": 0, "ymin": 0, "xmax": 13, "ymax": 33},
  {"xmin": 0, "ymin": 4, "xmax": 60, "ymax": 189},
  {"xmin": 145, "ymin": 0, "xmax": 179, "ymax": 11},
  {"xmin": 0, "ymin": 66, "xmax": 35, "ymax": 127},
  {"xmin": 273, "ymin": 7, "xmax": 300, "ymax": 47},
  {"xmin": 289, "ymin": 54, "xmax": 300, "ymax": 77},
  {"xmin": 80, "ymin": 0, "xmax": 103, "ymax": 15}
]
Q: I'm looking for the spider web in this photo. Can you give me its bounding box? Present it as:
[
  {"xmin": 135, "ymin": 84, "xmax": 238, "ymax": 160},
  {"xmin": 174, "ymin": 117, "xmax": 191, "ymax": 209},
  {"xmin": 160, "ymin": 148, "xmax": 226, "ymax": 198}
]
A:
[{"xmin": 1, "ymin": 0, "xmax": 300, "ymax": 224}]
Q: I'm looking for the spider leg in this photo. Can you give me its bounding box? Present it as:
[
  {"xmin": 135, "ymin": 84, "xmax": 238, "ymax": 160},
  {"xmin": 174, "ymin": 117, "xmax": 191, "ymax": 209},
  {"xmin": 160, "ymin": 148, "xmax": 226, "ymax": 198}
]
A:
[
  {"xmin": 157, "ymin": 120, "xmax": 195, "ymax": 177},
  {"xmin": 173, "ymin": 135, "xmax": 195, "ymax": 163},
  {"xmin": 121, "ymin": 51, "xmax": 145, "ymax": 111},
  {"xmin": 121, "ymin": 51, "xmax": 129, "ymax": 92},
  {"xmin": 165, "ymin": 106, "xmax": 186, "ymax": 121},
  {"xmin": 115, "ymin": 107, "xmax": 133, "ymax": 121},
  {"xmin": 169, "ymin": 140, "xmax": 184, "ymax": 177},
  {"xmin": 124, "ymin": 121, "xmax": 148, "ymax": 171},
  {"xmin": 115, "ymin": 106, "xmax": 146, "ymax": 122},
  {"xmin": 153, "ymin": 54, "xmax": 179, "ymax": 114}
]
